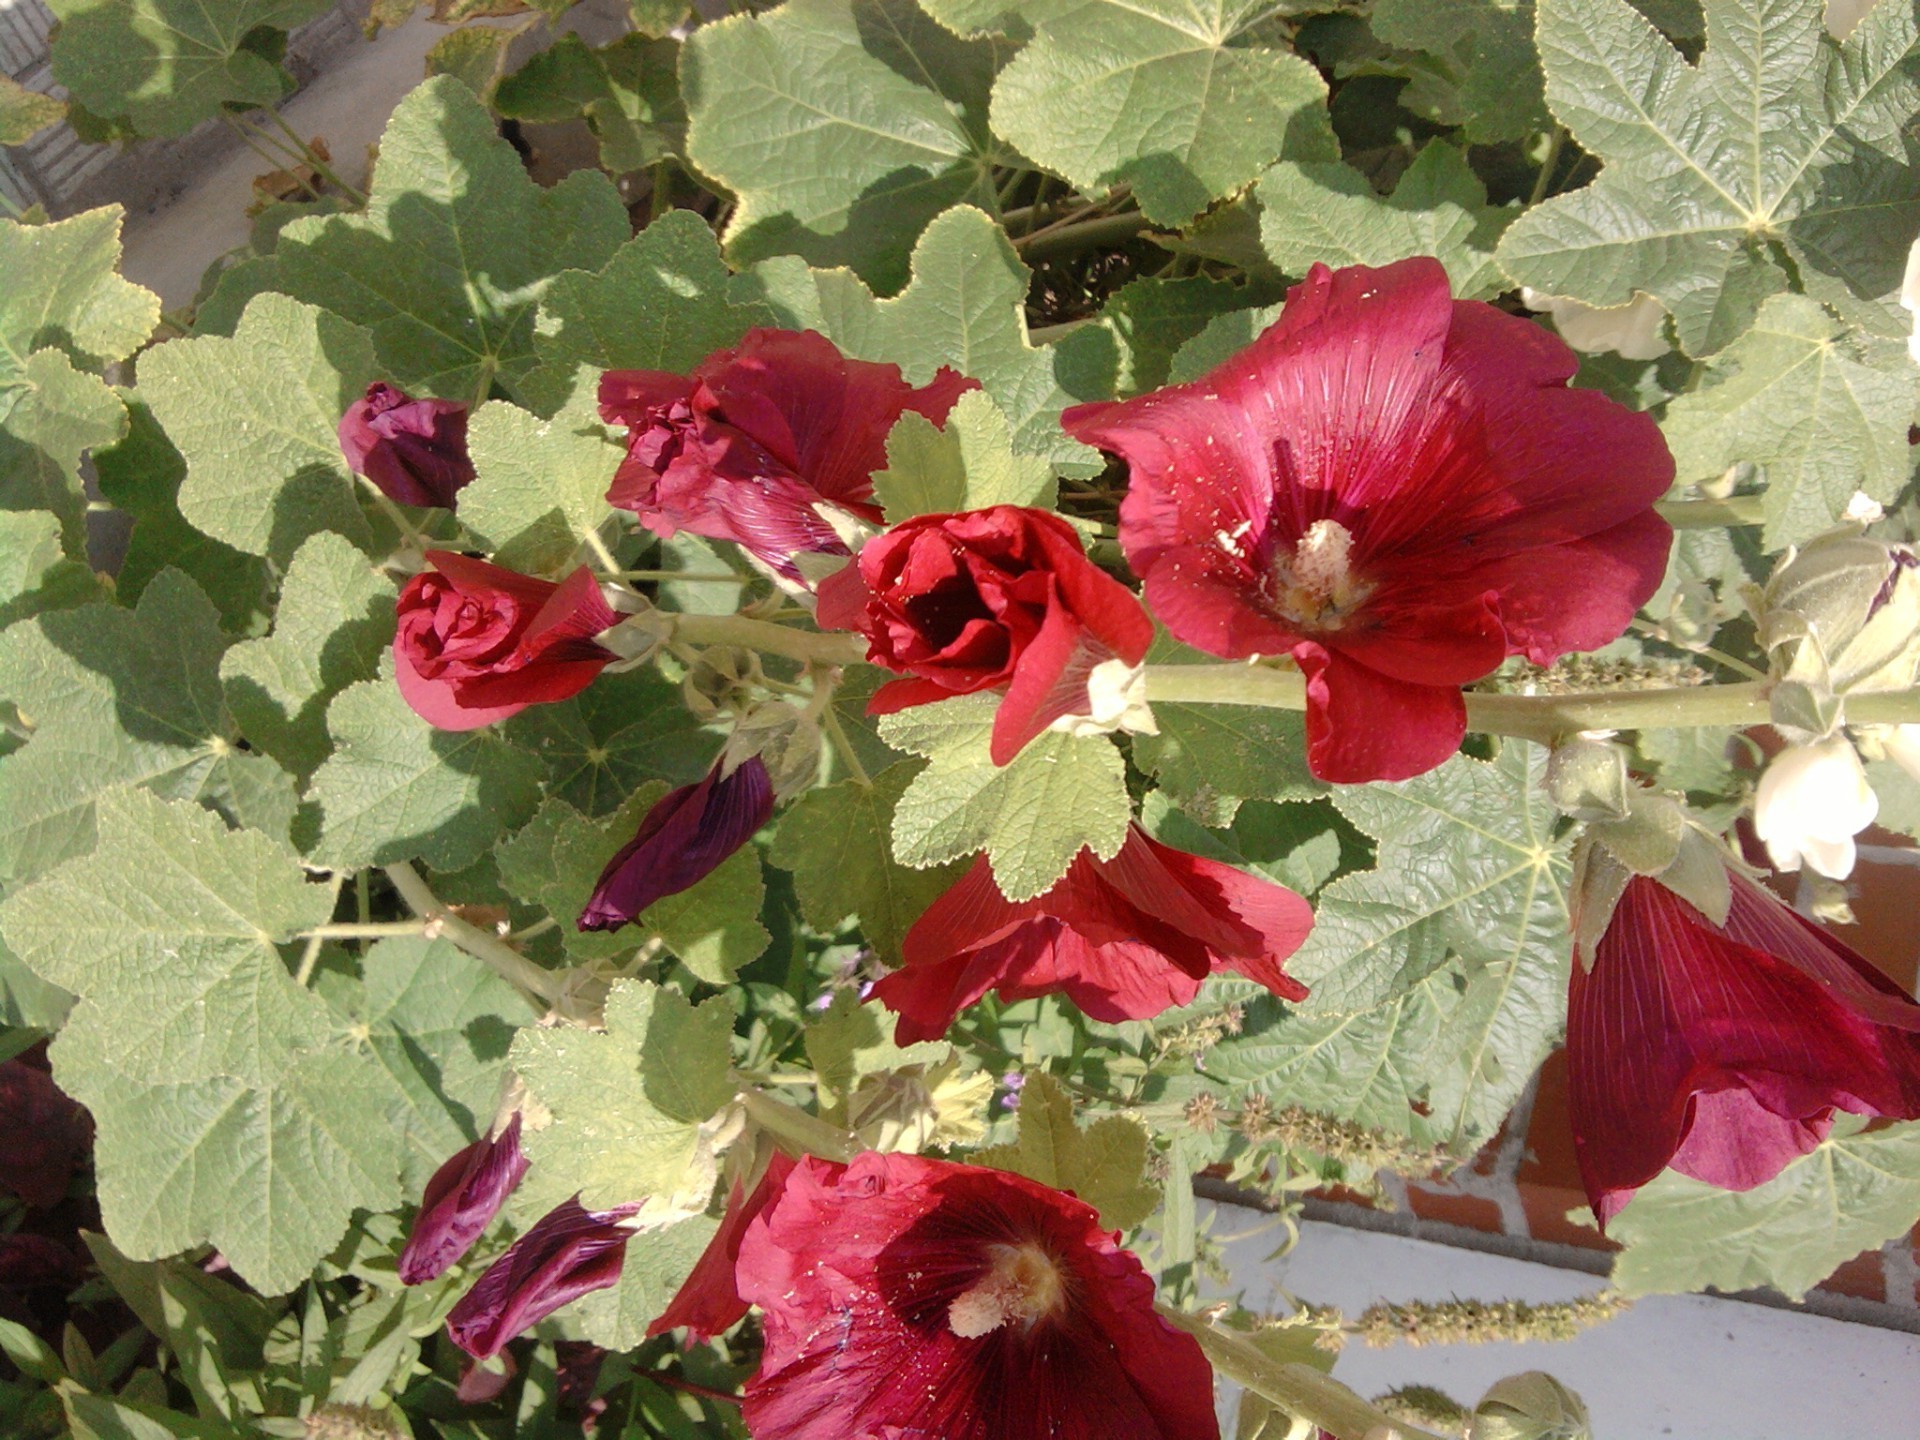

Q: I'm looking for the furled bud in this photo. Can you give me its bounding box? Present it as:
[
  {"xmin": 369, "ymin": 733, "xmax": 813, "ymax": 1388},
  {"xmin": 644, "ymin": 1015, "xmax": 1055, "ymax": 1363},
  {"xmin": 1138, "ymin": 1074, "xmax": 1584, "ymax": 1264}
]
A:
[
  {"xmin": 1756, "ymin": 531, "xmax": 1920, "ymax": 740},
  {"xmin": 1543, "ymin": 735, "xmax": 1632, "ymax": 822},
  {"xmin": 1467, "ymin": 1372, "xmax": 1592, "ymax": 1440},
  {"xmin": 724, "ymin": 700, "xmax": 823, "ymax": 802}
]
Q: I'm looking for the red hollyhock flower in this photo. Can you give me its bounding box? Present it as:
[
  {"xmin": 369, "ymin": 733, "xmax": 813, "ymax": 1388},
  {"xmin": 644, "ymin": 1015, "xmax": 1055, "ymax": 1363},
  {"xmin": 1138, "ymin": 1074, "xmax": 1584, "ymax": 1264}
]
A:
[
  {"xmin": 399, "ymin": 1114, "xmax": 530, "ymax": 1285},
  {"xmin": 338, "ymin": 382, "xmax": 476, "ymax": 510},
  {"xmin": 817, "ymin": 506, "xmax": 1155, "ymax": 765},
  {"xmin": 1570, "ymin": 869, "xmax": 1920, "ymax": 1225},
  {"xmin": 578, "ymin": 756, "xmax": 774, "ymax": 932},
  {"xmin": 599, "ymin": 329, "xmax": 975, "ymax": 579},
  {"xmin": 394, "ymin": 551, "xmax": 618, "ymax": 731},
  {"xmin": 1063, "ymin": 257, "xmax": 1672, "ymax": 784},
  {"xmin": 870, "ymin": 825, "xmax": 1311, "ymax": 1043},
  {"xmin": 738, "ymin": 1152, "xmax": 1218, "ymax": 1440},
  {"xmin": 0, "ymin": 1047, "xmax": 90, "ymax": 1210},
  {"xmin": 445, "ymin": 1198, "xmax": 640, "ymax": 1359},
  {"xmin": 647, "ymin": 1151, "xmax": 814, "ymax": 1342}
]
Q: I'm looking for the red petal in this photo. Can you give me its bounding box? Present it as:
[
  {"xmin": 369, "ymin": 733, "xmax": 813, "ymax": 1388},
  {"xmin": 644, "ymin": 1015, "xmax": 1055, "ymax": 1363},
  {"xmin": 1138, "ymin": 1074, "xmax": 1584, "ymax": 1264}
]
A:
[
  {"xmin": 393, "ymin": 636, "xmax": 525, "ymax": 729},
  {"xmin": 1295, "ymin": 643, "xmax": 1465, "ymax": 783},
  {"xmin": 649, "ymin": 1151, "xmax": 804, "ymax": 1341}
]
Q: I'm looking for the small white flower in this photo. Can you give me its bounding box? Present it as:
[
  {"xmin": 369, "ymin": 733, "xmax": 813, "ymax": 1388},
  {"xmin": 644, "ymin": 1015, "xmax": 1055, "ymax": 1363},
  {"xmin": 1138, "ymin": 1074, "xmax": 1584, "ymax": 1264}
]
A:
[
  {"xmin": 1826, "ymin": 0, "xmax": 1881, "ymax": 40},
  {"xmin": 1901, "ymin": 233, "xmax": 1920, "ymax": 367},
  {"xmin": 1753, "ymin": 734, "xmax": 1879, "ymax": 880},
  {"xmin": 1048, "ymin": 657, "xmax": 1158, "ymax": 740},
  {"xmin": 1878, "ymin": 723, "xmax": 1920, "ymax": 785},
  {"xmin": 1520, "ymin": 289, "xmax": 1670, "ymax": 361},
  {"xmin": 1843, "ymin": 491, "xmax": 1886, "ymax": 525}
]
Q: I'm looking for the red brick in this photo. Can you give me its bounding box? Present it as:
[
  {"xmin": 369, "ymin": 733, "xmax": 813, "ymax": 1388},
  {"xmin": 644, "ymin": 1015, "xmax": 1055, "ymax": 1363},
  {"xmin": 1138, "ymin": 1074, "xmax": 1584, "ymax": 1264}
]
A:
[
  {"xmin": 1817, "ymin": 1249, "xmax": 1887, "ymax": 1304},
  {"xmin": 1404, "ymin": 1184, "xmax": 1505, "ymax": 1233}
]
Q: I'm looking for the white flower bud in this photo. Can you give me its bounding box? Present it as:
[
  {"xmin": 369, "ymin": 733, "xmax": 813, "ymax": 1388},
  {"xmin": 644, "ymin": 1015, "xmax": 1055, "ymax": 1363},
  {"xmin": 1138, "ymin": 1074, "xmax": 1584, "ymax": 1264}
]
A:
[
  {"xmin": 1047, "ymin": 657, "xmax": 1158, "ymax": 740},
  {"xmin": 1753, "ymin": 735, "xmax": 1879, "ymax": 880},
  {"xmin": 1520, "ymin": 289, "xmax": 1669, "ymax": 360}
]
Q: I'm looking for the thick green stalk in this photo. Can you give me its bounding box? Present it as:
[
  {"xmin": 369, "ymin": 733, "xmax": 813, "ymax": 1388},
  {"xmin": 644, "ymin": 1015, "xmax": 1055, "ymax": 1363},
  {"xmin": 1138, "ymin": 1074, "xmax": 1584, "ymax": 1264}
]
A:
[
  {"xmin": 385, "ymin": 862, "xmax": 566, "ymax": 1005},
  {"xmin": 1017, "ymin": 210, "xmax": 1151, "ymax": 262},
  {"xmin": 669, "ymin": 612, "xmax": 868, "ymax": 666}
]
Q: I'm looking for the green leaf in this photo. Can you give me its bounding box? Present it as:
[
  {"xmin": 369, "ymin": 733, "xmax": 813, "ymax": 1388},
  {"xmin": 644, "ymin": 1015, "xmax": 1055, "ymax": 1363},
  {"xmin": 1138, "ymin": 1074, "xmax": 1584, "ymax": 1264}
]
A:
[
  {"xmin": 1288, "ymin": 747, "xmax": 1569, "ymax": 1017},
  {"xmin": 1497, "ymin": 0, "xmax": 1920, "ymax": 355},
  {"xmin": 1610, "ymin": 1117, "xmax": 1920, "ymax": 1299},
  {"xmin": 972, "ymin": 1072, "xmax": 1157, "ymax": 1229},
  {"xmin": 0, "ymin": 208, "xmax": 158, "ymax": 380},
  {"xmin": 0, "ymin": 511, "xmax": 64, "ymax": 613},
  {"xmin": 63, "ymin": 1388, "xmax": 254, "ymax": 1440},
  {"xmin": 0, "ymin": 788, "xmax": 400, "ymax": 1292},
  {"xmin": 0, "ymin": 349, "xmax": 129, "ymax": 549},
  {"xmin": 504, "ymin": 664, "xmax": 721, "ymax": 816},
  {"xmin": 277, "ymin": 76, "xmax": 629, "ymax": 403},
  {"xmin": 511, "ymin": 979, "xmax": 736, "ymax": 1214},
  {"xmin": 495, "ymin": 789, "xmax": 769, "ymax": 982},
  {"xmin": 137, "ymin": 293, "xmax": 378, "ymax": 562},
  {"xmin": 0, "ymin": 77, "xmax": 65, "ymax": 146},
  {"xmin": 566, "ymin": 1213, "xmax": 721, "ymax": 1350},
  {"xmin": 880, "ymin": 693, "xmax": 1130, "ymax": 902},
  {"xmin": 47, "ymin": 0, "xmax": 327, "ymax": 135},
  {"xmin": 1370, "ymin": 0, "xmax": 1547, "ymax": 143},
  {"xmin": 93, "ymin": 400, "xmax": 273, "ymax": 632},
  {"xmin": 307, "ymin": 660, "xmax": 544, "ymax": 872},
  {"xmin": 220, "ymin": 532, "xmax": 395, "ymax": 779},
  {"xmin": 317, "ymin": 936, "xmax": 537, "ymax": 1192},
  {"xmin": 1077, "ymin": 274, "xmax": 1247, "ymax": 398},
  {"xmin": 525, "ymin": 209, "xmax": 791, "ymax": 416},
  {"xmin": 496, "ymin": 34, "xmax": 685, "ymax": 176},
  {"xmin": 1256, "ymin": 141, "xmax": 1516, "ymax": 299},
  {"xmin": 682, "ymin": 0, "xmax": 998, "ymax": 290},
  {"xmin": 990, "ymin": 0, "xmax": 1330, "ymax": 227},
  {"xmin": 767, "ymin": 762, "xmax": 963, "ymax": 963},
  {"xmin": 0, "ymin": 569, "xmax": 231, "ymax": 886},
  {"xmin": 1658, "ymin": 294, "xmax": 1914, "ymax": 550},
  {"xmin": 871, "ymin": 390, "xmax": 1055, "ymax": 523},
  {"xmin": 803, "ymin": 989, "xmax": 950, "ymax": 1109},
  {"xmin": 1166, "ymin": 301, "xmax": 1279, "ymax": 384},
  {"xmin": 785, "ymin": 205, "xmax": 1100, "ymax": 475},
  {"xmin": 1133, "ymin": 637, "xmax": 1323, "ymax": 826},
  {"xmin": 459, "ymin": 383, "xmax": 626, "ymax": 554}
]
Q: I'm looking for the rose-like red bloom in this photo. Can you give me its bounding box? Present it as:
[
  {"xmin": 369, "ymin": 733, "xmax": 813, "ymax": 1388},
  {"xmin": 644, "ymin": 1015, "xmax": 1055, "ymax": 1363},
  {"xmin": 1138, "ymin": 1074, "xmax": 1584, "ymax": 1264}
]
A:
[
  {"xmin": 0, "ymin": 1233, "xmax": 79, "ymax": 1289},
  {"xmin": 648, "ymin": 1151, "xmax": 811, "ymax": 1342},
  {"xmin": 738, "ymin": 1152, "xmax": 1218, "ymax": 1440},
  {"xmin": 817, "ymin": 506, "xmax": 1155, "ymax": 765},
  {"xmin": 1570, "ymin": 869, "xmax": 1920, "ymax": 1225},
  {"xmin": 871, "ymin": 825, "xmax": 1311, "ymax": 1043},
  {"xmin": 600, "ymin": 329, "xmax": 975, "ymax": 579},
  {"xmin": 1063, "ymin": 257, "xmax": 1672, "ymax": 784},
  {"xmin": 394, "ymin": 551, "xmax": 618, "ymax": 731},
  {"xmin": 0, "ymin": 1050, "xmax": 90, "ymax": 1210},
  {"xmin": 399, "ymin": 1115, "xmax": 530, "ymax": 1285},
  {"xmin": 578, "ymin": 756, "xmax": 774, "ymax": 932},
  {"xmin": 339, "ymin": 382, "xmax": 476, "ymax": 510},
  {"xmin": 445, "ymin": 1198, "xmax": 639, "ymax": 1359}
]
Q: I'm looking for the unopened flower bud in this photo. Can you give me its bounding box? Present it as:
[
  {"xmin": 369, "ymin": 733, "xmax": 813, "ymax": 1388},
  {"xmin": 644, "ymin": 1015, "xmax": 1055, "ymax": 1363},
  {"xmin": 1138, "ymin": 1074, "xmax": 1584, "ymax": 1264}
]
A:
[
  {"xmin": 1467, "ymin": 1372, "xmax": 1591, "ymax": 1440},
  {"xmin": 1544, "ymin": 735, "xmax": 1631, "ymax": 822},
  {"xmin": 724, "ymin": 700, "xmax": 823, "ymax": 801},
  {"xmin": 1753, "ymin": 734, "xmax": 1878, "ymax": 880},
  {"xmin": 681, "ymin": 647, "xmax": 761, "ymax": 721},
  {"xmin": 1758, "ymin": 532, "xmax": 1920, "ymax": 739}
]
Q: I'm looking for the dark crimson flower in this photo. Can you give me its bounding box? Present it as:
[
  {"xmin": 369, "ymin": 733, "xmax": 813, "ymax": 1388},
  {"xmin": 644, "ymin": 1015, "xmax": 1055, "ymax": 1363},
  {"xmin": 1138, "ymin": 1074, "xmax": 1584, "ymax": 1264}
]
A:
[
  {"xmin": 737, "ymin": 1152, "xmax": 1219, "ymax": 1440},
  {"xmin": 1063, "ymin": 257, "xmax": 1672, "ymax": 784},
  {"xmin": 599, "ymin": 329, "xmax": 974, "ymax": 579},
  {"xmin": 816, "ymin": 506, "xmax": 1155, "ymax": 765},
  {"xmin": 1570, "ymin": 868, "xmax": 1920, "ymax": 1225},
  {"xmin": 870, "ymin": 825, "xmax": 1311, "ymax": 1043},
  {"xmin": 0, "ymin": 1051, "xmax": 90, "ymax": 1210},
  {"xmin": 648, "ymin": 1150, "xmax": 811, "ymax": 1342},
  {"xmin": 338, "ymin": 382, "xmax": 476, "ymax": 510},
  {"xmin": 0, "ymin": 1234, "xmax": 79, "ymax": 1289},
  {"xmin": 399, "ymin": 1114, "xmax": 530, "ymax": 1285},
  {"xmin": 394, "ymin": 551, "xmax": 618, "ymax": 731},
  {"xmin": 578, "ymin": 756, "xmax": 774, "ymax": 932},
  {"xmin": 445, "ymin": 1198, "xmax": 639, "ymax": 1359}
]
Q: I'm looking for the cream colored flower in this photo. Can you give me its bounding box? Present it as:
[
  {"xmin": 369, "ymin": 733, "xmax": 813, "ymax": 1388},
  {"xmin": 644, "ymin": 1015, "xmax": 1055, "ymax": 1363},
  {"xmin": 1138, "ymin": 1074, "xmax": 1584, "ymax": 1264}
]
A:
[
  {"xmin": 1826, "ymin": 0, "xmax": 1881, "ymax": 40},
  {"xmin": 1753, "ymin": 734, "xmax": 1879, "ymax": 880},
  {"xmin": 1521, "ymin": 289, "xmax": 1670, "ymax": 360},
  {"xmin": 1901, "ymin": 232, "xmax": 1920, "ymax": 367},
  {"xmin": 1877, "ymin": 723, "xmax": 1920, "ymax": 784}
]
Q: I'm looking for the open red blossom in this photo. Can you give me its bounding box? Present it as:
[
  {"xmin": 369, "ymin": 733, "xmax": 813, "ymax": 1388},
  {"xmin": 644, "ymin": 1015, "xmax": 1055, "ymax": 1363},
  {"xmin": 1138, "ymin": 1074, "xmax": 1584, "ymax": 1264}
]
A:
[
  {"xmin": 445, "ymin": 1198, "xmax": 640, "ymax": 1359},
  {"xmin": 870, "ymin": 825, "xmax": 1311, "ymax": 1043},
  {"xmin": 399, "ymin": 1114, "xmax": 529, "ymax": 1285},
  {"xmin": 394, "ymin": 551, "xmax": 618, "ymax": 731},
  {"xmin": 648, "ymin": 1151, "xmax": 815, "ymax": 1342},
  {"xmin": 578, "ymin": 756, "xmax": 774, "ymax": 932},
  {"xmin": 0, "ymin": 1048, "xmax": 90, "ymax": 1210},
  {"xmin": 817, "ymin": 506, "xmax": 1155, "ymax": 765},
  {"xmin": 338, "ymin": 382, "xmax": 475, "ymax": 510},
  {"xmin": 1570, "ymin": 869, "xmax": 1920, "ymax": 1226},
  {"xmin": 599, "ymin": 329, "xmax": 975, "ymax": 579},
  {"xmin": 737, "ymin": 1153, "xmax": 1218, "ymax": 1440},
  {"xmin": 1063, "ymin": 258, "xmax": 1672, "ymax": 784}
]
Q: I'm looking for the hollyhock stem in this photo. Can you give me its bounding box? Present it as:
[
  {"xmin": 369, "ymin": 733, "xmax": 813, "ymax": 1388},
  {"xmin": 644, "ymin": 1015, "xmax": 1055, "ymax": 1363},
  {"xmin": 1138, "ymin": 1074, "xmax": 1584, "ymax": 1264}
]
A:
[
  {"xmin": 385, "ymin": 862, "xmax": 566, "ymax": 1005},
  {"xmin": 1655, "ymin": 496, "xmax": 1766, "ymax": 528},
  {"xmin": 669, "ymin": 612, "xmax": 867, "ymax": 666},
  {"xmin": 1156, "ymin": 1306, "xmax": 1452, "ymax": 1440},
  {"xmin": 735, "ymin": 1084, "xmax": 858, "ymax": 1161},
  {"xmin": 1018, "ymin": 210, "xmax": 1153, "ymax": 263}
]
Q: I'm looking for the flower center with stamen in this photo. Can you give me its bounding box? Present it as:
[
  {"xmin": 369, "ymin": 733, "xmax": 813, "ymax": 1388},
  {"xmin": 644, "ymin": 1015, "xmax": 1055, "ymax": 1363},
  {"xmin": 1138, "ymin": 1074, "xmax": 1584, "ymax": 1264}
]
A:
[
  {"xmin": 1273, "ymin": 519, "xmax": 1371, "ymax": 630},
  {"xmin": 946, "ymin": 1242, "xmax": 1067, "ymax": 1338}
]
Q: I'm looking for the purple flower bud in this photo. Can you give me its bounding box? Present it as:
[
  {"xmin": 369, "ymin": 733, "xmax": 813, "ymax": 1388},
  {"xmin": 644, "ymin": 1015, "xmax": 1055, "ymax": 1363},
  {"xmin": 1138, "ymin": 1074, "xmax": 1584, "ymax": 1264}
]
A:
[
  {"xmin": 338, "ymin": 381, "xmax": 476, "ymax": 510},
  {"xmin": 399, "ymin": 1114, "xmax": 530, "ymax": 1285},
  {"xmin": 445, "ymin": 1198, "xmax": 640, "ymax": 1359},
  {"xmin": 578, "ymin": 757, "xmax": 775, "ymax": 932}
]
